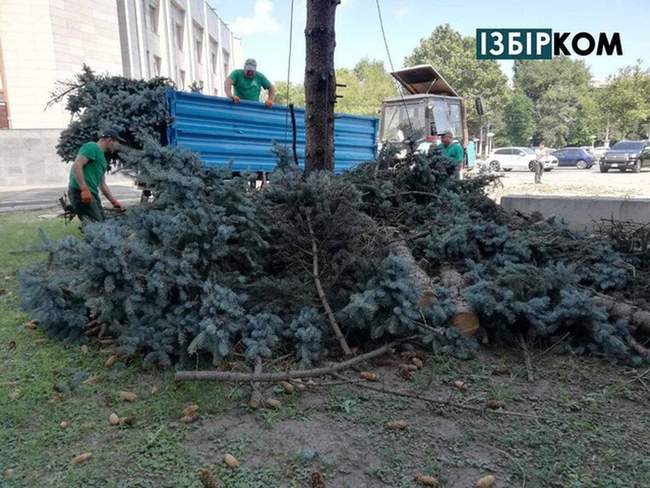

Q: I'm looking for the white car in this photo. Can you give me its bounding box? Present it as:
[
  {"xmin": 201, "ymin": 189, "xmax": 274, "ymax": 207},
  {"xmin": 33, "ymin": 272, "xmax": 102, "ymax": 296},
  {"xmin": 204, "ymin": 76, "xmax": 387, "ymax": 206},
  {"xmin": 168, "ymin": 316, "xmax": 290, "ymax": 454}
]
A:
[{"xmin": 487, "ymin": 147, "xmax": 558, "ymax": 172}]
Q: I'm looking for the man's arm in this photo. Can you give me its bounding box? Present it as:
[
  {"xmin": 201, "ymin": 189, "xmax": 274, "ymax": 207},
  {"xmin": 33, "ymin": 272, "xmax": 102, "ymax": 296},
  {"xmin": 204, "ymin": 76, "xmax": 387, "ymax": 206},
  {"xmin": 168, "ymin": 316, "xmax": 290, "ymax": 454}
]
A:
[
  {"xmin": 224, "ymin": 77, "xmax": 239, "ymax": 103},
  {"xmin": 72, "ymin": 155, "xmax": 94, "ymax": 204},
  {"xmin": 266, "ymin": 85, "xmax": 276, "ymax": 103},
  {"xmin": 99, "ymin": 175, "xmax": 124, "ymax": 211},
  {"xmin": 73, "ymin": 155, "xmax": 89, "ymax": 189},
  {"xmin": 259, "ymin": 73, "xmax": 275, "ymax": 108}
]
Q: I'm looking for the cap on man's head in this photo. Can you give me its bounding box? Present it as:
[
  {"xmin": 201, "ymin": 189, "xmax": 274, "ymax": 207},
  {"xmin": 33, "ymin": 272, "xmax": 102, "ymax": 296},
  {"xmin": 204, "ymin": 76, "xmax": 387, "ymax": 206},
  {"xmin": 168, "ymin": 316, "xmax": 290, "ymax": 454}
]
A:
[
  {"xmin": 440, "ymin": 130, "xmax": 454, "ymax": 137},
  {"xmin": 244, "ymin": 58, "xmax": 257, "ymax": 71},
  {"xmin": 100, "ymin": 128, "xmax": 126, "ymax": 142}
]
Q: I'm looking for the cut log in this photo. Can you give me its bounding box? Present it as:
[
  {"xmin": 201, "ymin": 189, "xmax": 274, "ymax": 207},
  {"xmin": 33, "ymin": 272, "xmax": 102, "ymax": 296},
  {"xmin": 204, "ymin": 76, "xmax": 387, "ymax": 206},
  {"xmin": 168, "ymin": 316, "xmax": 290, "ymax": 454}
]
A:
[
  {"xmin": 387, "ymin": 229, "xmax": 436, "ymax": 298},
  {"xmin": 386, "ymin": 228, "xmax": 479, "ymax": 336},
  {"xmin": 440, "ymin": 267, "xmax": 480, "ymax": 336},
  {"xmin": 591, "ymin": 294, "xmax": 650, "ymax": 336}
]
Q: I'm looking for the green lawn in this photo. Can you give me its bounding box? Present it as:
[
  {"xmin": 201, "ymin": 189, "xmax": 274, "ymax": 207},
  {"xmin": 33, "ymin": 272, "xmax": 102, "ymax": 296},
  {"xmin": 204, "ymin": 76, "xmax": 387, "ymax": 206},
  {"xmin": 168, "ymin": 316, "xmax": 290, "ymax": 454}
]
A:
[{"xmin": 1, "ymin": 211, "xmax": 649, "ymax": 488}]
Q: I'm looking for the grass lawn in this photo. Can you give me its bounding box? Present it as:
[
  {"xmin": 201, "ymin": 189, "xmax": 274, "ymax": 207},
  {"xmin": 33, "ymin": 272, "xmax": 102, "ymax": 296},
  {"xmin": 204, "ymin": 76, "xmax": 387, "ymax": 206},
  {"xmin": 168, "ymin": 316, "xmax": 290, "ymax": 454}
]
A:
[{"xmin": 1, "ymin": 210, "xmax": 650, "ymax": 487}]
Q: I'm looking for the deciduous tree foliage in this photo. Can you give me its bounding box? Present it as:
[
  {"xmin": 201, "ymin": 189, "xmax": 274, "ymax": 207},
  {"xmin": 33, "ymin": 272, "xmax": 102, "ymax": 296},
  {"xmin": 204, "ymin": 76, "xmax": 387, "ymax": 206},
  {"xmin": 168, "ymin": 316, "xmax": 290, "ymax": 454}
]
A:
[
  {"xmin": 19, "ymin": 71, "xmax": 650, "ymax": 369},
  {"xmin": 275, "ymin": 59, "xmax": 396, "ymax": 117},
  {"xmin": 502, "ymin": 91, "xmax": 535, "ymax": 146},
  {"xmin": 598, "ymin": 62, "xmax": 650, "ymax": 140},
  {"xmin": 404, "ymin": 24, "xmax": 509, "ymax": 136},
  {"xmin": 513, "ymin": 58, "xmax": 600, "ymax": 147}
]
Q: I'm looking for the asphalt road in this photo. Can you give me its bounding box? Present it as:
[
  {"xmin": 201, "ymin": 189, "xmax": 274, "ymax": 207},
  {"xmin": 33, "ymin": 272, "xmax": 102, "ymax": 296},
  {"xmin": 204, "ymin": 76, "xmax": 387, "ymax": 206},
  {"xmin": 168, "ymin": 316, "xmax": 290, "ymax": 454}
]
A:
[
  {"xmin": 0, "ymin": 185, "xmax": 142, "ymax": 212},
  {"xmin": 490, "ymin": 165, "xmax": 650, "ymax": 202}
]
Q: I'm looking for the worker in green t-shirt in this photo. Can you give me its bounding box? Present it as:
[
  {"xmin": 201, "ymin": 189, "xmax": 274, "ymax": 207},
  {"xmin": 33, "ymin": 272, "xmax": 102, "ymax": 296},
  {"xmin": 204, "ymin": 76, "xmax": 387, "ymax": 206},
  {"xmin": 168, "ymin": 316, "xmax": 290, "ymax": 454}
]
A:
[
  {"xmin": 440, "ymin": 130, "xmax": 465, "ymax": 164},
  {"xmin": 68, "ymin": 128, "xmax": 125, "ymax": 222},
  {"xmin": 225, "ymin": 58, "xmax": 276, "ymax": 107}
]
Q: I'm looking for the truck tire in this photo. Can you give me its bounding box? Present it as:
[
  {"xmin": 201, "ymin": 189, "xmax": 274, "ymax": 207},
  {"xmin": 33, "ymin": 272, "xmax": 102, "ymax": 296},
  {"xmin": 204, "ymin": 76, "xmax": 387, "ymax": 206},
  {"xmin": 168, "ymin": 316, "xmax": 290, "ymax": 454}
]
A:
[
  {"xmin": 489, "ymin": 160, "xmax": 500, "ymax": 172},
  {"xmin": 633, "ymin": 160, "xmax": 641, "ymax": 173}
]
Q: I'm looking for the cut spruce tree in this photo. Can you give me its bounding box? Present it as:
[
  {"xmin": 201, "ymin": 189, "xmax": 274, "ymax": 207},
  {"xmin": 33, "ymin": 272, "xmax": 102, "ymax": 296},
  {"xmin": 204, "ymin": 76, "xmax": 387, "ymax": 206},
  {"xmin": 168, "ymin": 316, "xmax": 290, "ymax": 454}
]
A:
[{"xmin": 19, "ymin": 69, "xmax": 650, "ymax": 377}]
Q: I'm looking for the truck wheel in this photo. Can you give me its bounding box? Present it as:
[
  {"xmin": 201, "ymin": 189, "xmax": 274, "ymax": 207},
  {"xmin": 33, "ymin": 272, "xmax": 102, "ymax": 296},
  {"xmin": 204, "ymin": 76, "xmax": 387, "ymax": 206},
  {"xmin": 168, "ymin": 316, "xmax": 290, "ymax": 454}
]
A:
[
  {"xmin": 633, "ymin": 160, "xmax": 641, "ymax": 173},
  {"xmin": 576, "ymin": 160, "xmax": 587, "ymax": 169},
  {"xmin": 599, "ymin": 165, "xmax": 609, "ymax": 173},
  {"xmin": 489, "ymin": 160, "xmax": 500, "ymax": 172}
]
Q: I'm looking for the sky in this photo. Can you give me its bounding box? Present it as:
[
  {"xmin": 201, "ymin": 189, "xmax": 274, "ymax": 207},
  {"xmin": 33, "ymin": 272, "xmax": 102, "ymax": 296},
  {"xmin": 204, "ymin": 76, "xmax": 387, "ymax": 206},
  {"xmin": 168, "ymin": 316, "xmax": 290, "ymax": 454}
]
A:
[{"xmin": 209, "ymin": 0, "xmax": 650, "ymax": 85}]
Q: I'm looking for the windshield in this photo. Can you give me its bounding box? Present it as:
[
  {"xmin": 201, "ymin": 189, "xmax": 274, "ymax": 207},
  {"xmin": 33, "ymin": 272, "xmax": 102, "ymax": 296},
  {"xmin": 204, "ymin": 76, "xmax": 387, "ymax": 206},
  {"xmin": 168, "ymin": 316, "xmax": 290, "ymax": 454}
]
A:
[
  {"xmin": 430, "ymin": 99, "xmax": 463, "ymax": 139},
  {"xmin": 522, "ymin": 147, "xmax": 535, "ymax": 154},
  {"xmin": 382, "ymin": 103, "xmax": 428, "ymax": 142},
  {"xmin": 612, "ymin": 141, "xmax": 644, "ymax": 151}
]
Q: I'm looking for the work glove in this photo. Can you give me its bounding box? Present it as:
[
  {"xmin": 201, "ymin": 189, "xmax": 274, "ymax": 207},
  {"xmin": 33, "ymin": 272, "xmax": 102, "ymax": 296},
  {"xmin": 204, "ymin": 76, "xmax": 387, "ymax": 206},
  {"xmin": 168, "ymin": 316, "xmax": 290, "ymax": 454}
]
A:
[
  {"xmin": 265, "ymin": 99, "xmax": 273, "ymax": 109},
  {"xmin": 80, "ymin": 187, "xmax": 93, "ymax": 205},
  {"xmin": 231, "ymin": 95, "xmax": 240, "ymax": 104},
  {"xmin": 110, "ymin": 199, "xmax": 125, "ymax": 212}
]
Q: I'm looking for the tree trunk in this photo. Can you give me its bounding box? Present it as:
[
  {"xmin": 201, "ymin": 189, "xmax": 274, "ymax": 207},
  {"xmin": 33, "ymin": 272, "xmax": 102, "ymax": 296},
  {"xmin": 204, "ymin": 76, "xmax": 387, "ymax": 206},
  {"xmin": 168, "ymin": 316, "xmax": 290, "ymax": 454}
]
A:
[{"xmin": 304, "ymin": 0, "xmax": 338, "ymax": 173}]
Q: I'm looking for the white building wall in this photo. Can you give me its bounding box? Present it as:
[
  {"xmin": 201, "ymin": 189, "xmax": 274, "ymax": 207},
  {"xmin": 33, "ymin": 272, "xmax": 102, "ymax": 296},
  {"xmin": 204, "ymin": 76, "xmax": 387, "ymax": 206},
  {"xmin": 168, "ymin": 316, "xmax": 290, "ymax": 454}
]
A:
[
  {"xmin": 0, "ymin": 0, "xmax": 122, "ymax": 129},
  {"xmin": 0, "ymin": 0, "xmax": 240, "ymax": 129}
]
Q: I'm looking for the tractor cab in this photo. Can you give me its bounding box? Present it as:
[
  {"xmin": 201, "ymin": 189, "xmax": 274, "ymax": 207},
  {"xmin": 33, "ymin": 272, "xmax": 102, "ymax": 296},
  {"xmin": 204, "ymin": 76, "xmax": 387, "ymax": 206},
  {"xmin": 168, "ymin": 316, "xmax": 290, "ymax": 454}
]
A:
[{"xmin": 380, "ymin": 65, "xmax": 472, "ymax": 163}]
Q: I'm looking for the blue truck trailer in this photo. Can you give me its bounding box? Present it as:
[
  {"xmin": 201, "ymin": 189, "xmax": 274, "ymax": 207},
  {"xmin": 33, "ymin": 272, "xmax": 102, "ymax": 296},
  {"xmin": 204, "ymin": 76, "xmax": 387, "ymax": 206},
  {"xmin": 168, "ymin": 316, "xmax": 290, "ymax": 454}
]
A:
[{"xmin": 166, "ymin": 90, "xmax": 379, "ymax": 174}]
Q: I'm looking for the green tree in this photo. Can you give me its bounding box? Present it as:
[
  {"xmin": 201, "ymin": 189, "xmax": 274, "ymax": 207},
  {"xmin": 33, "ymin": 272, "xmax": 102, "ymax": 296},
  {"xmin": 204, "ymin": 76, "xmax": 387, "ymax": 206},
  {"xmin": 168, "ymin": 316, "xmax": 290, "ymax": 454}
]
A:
[
  {"xmin": 513, "ymin": 57, "xmax": 597, "ymax": 147},
  {"xmin": 404, "ymin": 24, "xmax": 509, "ymax": 135},
  {"xmin": 598, "ymin": 63, "xmax": 650, "ymax": 140},
  {"xmin": 274, "ymin": 81, "xmax": 306, "ymax": 106},
  {"xmin": 502, "ymin": 91, "xmax": 534, "ymax": 145},
  {"xmin": 335, "ymin": 59, "xmax": 397, "ymax": 116},
  {"xmin": 513, "ymin": 57, "xmax": 591, "ymax": 102},
  {"xmin": 275, "ymin": 59, "xmax": 395, "ymax": 117}
]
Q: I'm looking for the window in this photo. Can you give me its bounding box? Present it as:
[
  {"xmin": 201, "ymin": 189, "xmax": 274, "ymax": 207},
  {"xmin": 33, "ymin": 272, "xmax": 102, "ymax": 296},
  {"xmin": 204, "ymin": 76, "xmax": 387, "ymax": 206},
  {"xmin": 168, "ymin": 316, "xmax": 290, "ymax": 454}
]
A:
[
  {"xmin": 211, "ymin": 52, "xmax": 217, "ymax": 74},
  {"xmin": 175, "ymin": 23, "xmax": 184, "ymax": 50},
  {"xmin": 195, "ymin": 39, "xmax": 202, "ymax": 64},
  {"xmin": 148, "ymin": 2, "xmax": 159, "ymax": 34},
  {"xmin": 494, "ymin": 149, "xmax": 508, "ymax": 155},
  {"xmin": 222, "ymin": 49, "xmax": 230, "ymax": 75},
  {"xmin": 179, "ymin": 69, "xmax": 186, "ymax": 88},
  {"xmin": 153, "ymin": 55, "xmax": 161, "ymax": 76}
]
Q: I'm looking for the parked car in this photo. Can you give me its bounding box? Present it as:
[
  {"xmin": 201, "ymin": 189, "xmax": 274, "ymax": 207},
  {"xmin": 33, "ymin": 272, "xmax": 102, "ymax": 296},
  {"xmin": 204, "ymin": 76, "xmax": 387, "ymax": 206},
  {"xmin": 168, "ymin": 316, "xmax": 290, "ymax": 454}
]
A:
[
  {"xmin": 487, "ymin": 147, "xmax": 558, "ymax": 172},
  {"xmin": 589, "ymin": 145, "xmax": 609, "ymax": 161},
  {"xmin": 600, "ymin": 140, "xmax": 650, "ymax": 173},
  {"xmin": 551, "ymin": 148, "xmax": 596, "ymax": 169}
]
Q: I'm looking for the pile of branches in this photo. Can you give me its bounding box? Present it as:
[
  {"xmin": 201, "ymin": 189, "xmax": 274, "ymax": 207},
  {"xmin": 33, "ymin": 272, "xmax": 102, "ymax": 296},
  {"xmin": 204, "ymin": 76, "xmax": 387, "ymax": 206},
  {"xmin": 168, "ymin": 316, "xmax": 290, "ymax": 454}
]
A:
[
  {"xmin": 19, "ymin": 72, "xmax": 650, "ymax": 376},
  {"xmin": 49, "ymin": 65, "xmax": 173, "ymax": 165}
]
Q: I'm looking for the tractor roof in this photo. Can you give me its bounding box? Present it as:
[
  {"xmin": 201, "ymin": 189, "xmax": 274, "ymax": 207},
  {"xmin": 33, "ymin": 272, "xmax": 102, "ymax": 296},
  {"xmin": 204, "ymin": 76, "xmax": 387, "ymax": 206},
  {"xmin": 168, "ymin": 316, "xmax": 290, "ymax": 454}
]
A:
[{"xmin": 390, "ymin": 65, "xmax": 459, "ymax": 97}]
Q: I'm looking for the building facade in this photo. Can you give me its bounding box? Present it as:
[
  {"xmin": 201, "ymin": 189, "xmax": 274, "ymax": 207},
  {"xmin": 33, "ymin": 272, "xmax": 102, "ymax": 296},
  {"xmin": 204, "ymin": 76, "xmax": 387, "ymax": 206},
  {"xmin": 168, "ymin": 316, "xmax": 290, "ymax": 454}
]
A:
[
  {"xmin": 0, "ymin": 0, "xmax": 241, "ymax": 129},
  {"xmin": 116, "ymin": 0, "xmax": 241, "ymax": 96}
]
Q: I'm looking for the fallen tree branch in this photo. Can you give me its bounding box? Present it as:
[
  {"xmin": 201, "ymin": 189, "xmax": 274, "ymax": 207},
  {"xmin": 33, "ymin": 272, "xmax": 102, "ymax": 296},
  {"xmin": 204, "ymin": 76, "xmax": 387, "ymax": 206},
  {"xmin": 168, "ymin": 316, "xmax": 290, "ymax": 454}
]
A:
[
  {"xmin": 331, "ymin": 373, "xmax": 540, "ymax": 419},
  {"xmin": 174, "ymin": 338, "xmax": 411, "ymax": 383},
  {"xmin": 306, "ymin": 214, "xmax": 352, "ymax": 356}
]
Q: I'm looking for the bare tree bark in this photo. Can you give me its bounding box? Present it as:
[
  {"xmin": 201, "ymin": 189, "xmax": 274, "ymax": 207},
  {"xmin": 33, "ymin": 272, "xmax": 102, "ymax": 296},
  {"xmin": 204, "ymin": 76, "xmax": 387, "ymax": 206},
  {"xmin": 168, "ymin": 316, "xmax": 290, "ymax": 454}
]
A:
[{"xmin": 304, "ymin": 0, "xmax": 338, "ymax": 173}]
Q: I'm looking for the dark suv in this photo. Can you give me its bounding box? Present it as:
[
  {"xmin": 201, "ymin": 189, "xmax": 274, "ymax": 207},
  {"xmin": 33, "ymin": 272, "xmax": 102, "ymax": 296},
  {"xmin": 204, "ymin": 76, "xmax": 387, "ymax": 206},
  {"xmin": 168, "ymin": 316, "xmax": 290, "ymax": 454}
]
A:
[{"xmin": 600, "ymin": 140, "xmax": 650, "ymax": 173}]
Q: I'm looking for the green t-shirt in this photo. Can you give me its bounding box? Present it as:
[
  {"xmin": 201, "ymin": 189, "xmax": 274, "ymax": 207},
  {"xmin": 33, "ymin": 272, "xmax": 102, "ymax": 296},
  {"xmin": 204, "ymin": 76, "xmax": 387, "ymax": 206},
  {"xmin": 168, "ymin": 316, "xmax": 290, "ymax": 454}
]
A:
[
  {"xmin": 229, "ymin": 69, "xmax": 271, "ymax": 101},
  {"xmin": 69, "ymin": 142, "xmax": 107, "ymax": 194},
  {"xmin": 443, "ymin": 142, "xmax": 464, "ymax": 163}
]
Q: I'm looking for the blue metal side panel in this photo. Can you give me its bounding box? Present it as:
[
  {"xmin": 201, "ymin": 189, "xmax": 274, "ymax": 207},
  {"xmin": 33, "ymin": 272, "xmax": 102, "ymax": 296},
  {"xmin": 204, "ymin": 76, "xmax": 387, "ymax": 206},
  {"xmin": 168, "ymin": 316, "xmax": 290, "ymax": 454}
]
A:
[{"xmin": 166, "ymin": 90, "xmax": 377, "ymax": 173}]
